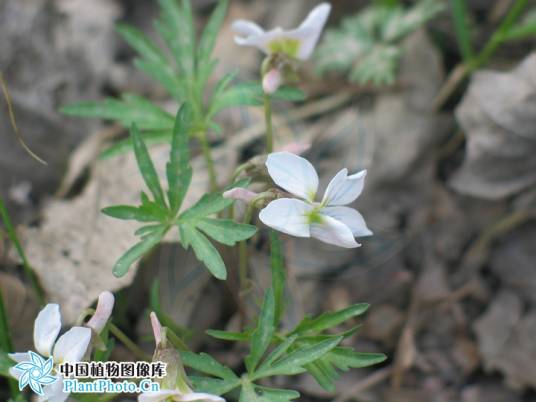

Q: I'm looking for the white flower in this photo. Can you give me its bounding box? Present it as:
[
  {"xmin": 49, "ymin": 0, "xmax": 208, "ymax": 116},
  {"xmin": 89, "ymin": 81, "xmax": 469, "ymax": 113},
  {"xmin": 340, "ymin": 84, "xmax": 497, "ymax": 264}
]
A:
[
  {"xmin": 259, "ymin": 152, "xmax": 372, "ymax": 248},
  {"xmin": 9, "ymin": 304, "xmax": 92, "ymax": 402},
  {"xmin": 138, "ymin": 389, "xmax": 225, "ymax": 402},
  {"xmin": 232, "ymin": 3, "xmax": 331, "ymax": 60}
]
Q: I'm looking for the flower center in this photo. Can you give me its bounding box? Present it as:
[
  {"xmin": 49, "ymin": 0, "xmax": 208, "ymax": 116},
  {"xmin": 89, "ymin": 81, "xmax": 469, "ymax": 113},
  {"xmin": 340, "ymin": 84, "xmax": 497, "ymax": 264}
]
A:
[
  {"xmin": 305, "ymin": 207, "xmax": 324, "ymax": 225},
  {"xmin": 268, "ymin": 38, "xmax": 300, "ymax": 58}
]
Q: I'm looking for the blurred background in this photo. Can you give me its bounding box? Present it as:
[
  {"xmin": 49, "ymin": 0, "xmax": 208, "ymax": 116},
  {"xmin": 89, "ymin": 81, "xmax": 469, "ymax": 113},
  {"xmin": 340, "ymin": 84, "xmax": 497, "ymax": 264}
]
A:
[{"xmin": 1, "ymin": 0, "xmax": 536, "ymax": 401}]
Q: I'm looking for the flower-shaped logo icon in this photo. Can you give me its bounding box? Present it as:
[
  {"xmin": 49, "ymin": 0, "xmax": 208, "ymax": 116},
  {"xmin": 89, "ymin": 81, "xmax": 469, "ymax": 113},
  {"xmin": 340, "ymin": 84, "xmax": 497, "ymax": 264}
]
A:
[{"xmin": 12, "ymin": 351, "xmax": 57, "ymax": 395}]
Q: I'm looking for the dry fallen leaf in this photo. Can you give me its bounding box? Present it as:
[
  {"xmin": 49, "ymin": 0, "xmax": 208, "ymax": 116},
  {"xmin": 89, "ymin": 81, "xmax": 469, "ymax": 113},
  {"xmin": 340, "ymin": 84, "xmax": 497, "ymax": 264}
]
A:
[
  {"xmin": 474, "ymin": 290, "xmax": 536, "ymax": 390},
  {"xmin": 450, "ymin": 52, "xmax": 536, "ymax": 199}
]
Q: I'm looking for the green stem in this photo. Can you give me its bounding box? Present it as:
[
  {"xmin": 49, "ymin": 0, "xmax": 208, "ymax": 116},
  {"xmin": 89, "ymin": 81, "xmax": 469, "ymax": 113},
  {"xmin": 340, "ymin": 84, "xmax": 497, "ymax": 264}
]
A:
[
  {"xmin": 470, "ymin": 0, "xmax": 528, "ymax": 70},
  {"xmin": 0, "ymin": 285, "xmax": 20, "ymax": 397},
  {"xmin": 108, "ymin": 323, "xmax": 151, "ymax": 362},
  {"xmin": 0, "ymin": 198, "xmax": 45, "ymax": 305},
  {"xmin": 165, "ymin": 327, "xmax": 190, "ymax": 352},
  {"xmin": 198, "ymin": 132, "xmax": 218, "ymax": 192},
  {"xmin": 434, "ymin": 0, "xmax": 528, "ymax": 110},
  {"xmin": 264, "ymin": 94, "xmax": 274, "ymax": 154},
  {"xmin": 238, "ymin": 205, "xmax": 255, "ymax": 292}
]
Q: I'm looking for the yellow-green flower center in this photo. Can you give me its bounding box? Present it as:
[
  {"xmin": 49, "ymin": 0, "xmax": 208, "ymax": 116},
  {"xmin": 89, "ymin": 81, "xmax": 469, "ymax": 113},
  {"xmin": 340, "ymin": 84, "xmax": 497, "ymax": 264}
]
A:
[
  {"xmin": 268, "ymin": 38, "xmax": 300, "ymax": 58},
  {"xmin": 306, "ymin": 207, "xmax": 324, "ymax": 225}
]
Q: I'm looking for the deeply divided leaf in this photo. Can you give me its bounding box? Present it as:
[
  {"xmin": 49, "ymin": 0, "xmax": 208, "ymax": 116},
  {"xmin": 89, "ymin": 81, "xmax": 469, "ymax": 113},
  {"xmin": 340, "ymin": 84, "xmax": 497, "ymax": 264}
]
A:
[
  {"xmin": 245, "ymin": 289, "xmax": 275, "ymax": 373},
  {"xmin": 131, "ymin": 124, "xmax": 167, "ymax": 208},
  {"xmin": 166, "ymin": 105, "xmax": 193, "ymax": 214}
]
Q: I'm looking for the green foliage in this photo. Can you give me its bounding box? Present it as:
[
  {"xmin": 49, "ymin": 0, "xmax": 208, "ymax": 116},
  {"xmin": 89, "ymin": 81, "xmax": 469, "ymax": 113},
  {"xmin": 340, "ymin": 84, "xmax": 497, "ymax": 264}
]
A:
[
  {"xmin": 316, "ymin": 0, "xmax": 444, "ymax": 85},
  {"xmin": 502, "ymin": 8, "xmax": 536, "ymax": 41},
  {"xmin": 62, "ymin": 94, "xmax": 175, "ymax": 131},
  {"xmin": 0, "ymin": 351, "xmax": 14, "ymax": 377},
  {"xmin": 451, "ymin": 0, "xmax": 475, "ymax": 62},
  {"xmin": 190, "ymin": 286, "xmax": 384, "ymax": 399},
  {"xmin": 191, "ymin": 237, "xmax": 385, "ymax": 400},
  {"xmin": 61, "ymin": 0, "xmax": 306, "ymax": 158},
  {"xmin": 102, "ymin": 106, "xmax": 256, "ymax": 279}
]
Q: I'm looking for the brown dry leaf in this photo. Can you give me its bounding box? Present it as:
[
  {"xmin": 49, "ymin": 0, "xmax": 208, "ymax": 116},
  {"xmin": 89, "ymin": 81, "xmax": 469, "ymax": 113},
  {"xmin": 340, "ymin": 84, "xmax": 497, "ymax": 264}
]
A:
[
  {"xmin": 474, "ymin": 290, "xmax": 536, "ymax": 390},
  {"xmin": 14, "ymin": 143, "xmax": 221, "ymax": 324},
  {"xmin": 450, "ymin": 52, "xmax": 536, "ymax": 199},
  {"xmin": 490, "ymin": 224, "xmax": 536, "ymax": 306},
  {"xmin": 0, "ymin": 272, "xmax": 39, "ymax": 351}
]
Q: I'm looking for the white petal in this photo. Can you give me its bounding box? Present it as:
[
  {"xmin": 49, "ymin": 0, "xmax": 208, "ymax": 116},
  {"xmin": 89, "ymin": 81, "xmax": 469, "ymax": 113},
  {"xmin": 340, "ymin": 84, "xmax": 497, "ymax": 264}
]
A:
[
  {"xmin": 232, "ymin": 19, "xmax": 271, "ymax": 54},
  {"xmin": 322, "ymin": 169, "xmax": 367, "ymax": 206},
  {"xmin": 234, "ymin": 27, "xmax": 286, "ymax": 54},
  {"xmin": 259, "ymin": 199, "xmax": 313, "ymax": 237},
  {"xmin": 52, "ymin": 327, "xmax": 91, "ymax": 364},
  {"xmin": 310, "ymin": 215, "xmax": 360, "ymax": 248},
  {"xmin": 8, "ymin": 352, "xmax": 30, "ymax": 363},
  {"xmin": 266, "ymin": 152, "xmax": 319, "ymax": 200},
  {"xmin": 292, "ymin": 3, "xmax": 331, "ymax": 60},
  {"xmin": 182, "ymin": 392, "xmax": 225, "ymax": 401},
  {"xmin": 34, "ymin": 304, "xmax": 62, "ymax": 357},
  {"xmin": 139, "ymin": 390, "xmax": 180, "ymax": 402},
  {"xmin": 8, "ymin": 353, "xmax": 30, "ymax": 380},
  {"xmin": 232, "ymin": 19, "xmax": 265, "ymax": 37},
  {"xmin": 37, "ymin": 378, "xmax": 67, "ymax": 402},
  {"xmin": 323, "ymin": 206, "xmax": 372, "ymax": 237},
  {"xmin": 9, "ymin": 367, "xmax": 21, "ymax": 380}
]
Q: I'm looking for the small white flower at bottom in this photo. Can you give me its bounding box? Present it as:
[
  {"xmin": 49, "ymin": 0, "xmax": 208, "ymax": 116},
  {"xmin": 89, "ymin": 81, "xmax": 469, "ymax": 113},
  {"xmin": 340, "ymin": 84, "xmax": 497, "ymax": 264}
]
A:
[
  {"xmin": 259, "ymin": 152, "xmax": 372, "ymax": 248},
  {"xmin": 138, "ymin": 389, "xmax": 225, "ymax": 402},
  {"xmin": 9, "ymin": 303, "xmax": 92, "ymax": 402}
]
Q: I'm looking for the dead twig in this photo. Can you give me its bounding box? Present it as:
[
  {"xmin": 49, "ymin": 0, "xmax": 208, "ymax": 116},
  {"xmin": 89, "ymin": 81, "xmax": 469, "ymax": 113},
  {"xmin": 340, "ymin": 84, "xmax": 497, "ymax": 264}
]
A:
[{"xmin": 333, "ymin": 366, "xmax": 393, "ymax": 402}]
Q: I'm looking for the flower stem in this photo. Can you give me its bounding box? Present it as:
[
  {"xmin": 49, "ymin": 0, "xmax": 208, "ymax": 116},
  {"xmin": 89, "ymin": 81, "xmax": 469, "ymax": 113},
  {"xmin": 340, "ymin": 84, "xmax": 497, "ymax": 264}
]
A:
[
  {"xmin": 0, "ymin": 285, "xmax": 20, "ymax": 397},
  {"xmin": 238, "ymin": 205, "xmax": 255, "ymax": 292},
  {"xmin": 433, "ymin": 0, "xmax": 528, "ymax": 110},
  {"xmin": 165, "ymin": 327, "xmax": 190, "ymax": 352},
  {"xmin": 264, "ymin": 93, "xmax": 274, "ymax": 154},
  {"xmin": 108, "ymin": 322, "xmax": 151, "ymax": 362},
  {"xmin": 0, "ymin": 198, "xmax": 45, "ymax": 305},
  {"xmin": 199, "ymin": 132, "xmax": 218, "ymax": 192}
]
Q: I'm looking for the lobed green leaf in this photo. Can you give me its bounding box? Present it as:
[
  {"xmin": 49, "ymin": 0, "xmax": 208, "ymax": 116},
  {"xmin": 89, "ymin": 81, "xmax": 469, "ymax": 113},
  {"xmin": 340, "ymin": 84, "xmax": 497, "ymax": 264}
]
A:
[
  {"xmin": 131, "ymin": 124, "xmax": 167, "ymax": 208},
  {"xmin": 179, "ymin": 224, "xmax": 227, "ymax": 280},
  {"xmin": 245, "ymin": 289, "xmax": 275, "ymax": 373},
  {"xmin": 197, "ymin": 218, "xmax": 257, "ymax": 246}
]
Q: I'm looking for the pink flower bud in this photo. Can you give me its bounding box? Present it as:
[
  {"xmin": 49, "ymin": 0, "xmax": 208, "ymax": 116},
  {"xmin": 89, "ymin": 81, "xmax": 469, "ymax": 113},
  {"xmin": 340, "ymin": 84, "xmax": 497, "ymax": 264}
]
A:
[
  {"xmin": 262, "ymin": 68, "xmax": 282, "ymax": 94},
  {"xmin": 223, "ymin": 187, "xmax": 259, "ymax": 203},
  {"xmin": 86, "ymin": 291, "xmax": 115, "ymax": 333},
  {"xmin": 150, "ymin": 312, "xmax": 163, "ymax": 347},
  {"xmin": 279, "ymin": 141, "xmax": 311, "ymax": 155}
]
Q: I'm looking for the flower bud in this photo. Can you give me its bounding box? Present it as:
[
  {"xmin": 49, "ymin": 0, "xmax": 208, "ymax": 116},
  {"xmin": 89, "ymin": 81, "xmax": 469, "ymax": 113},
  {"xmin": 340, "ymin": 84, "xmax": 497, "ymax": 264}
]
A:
[
  {"xmin": 223, "ymin": 188, "xmax": 259, "ymax": 203},
  {"xmin": 262, "ymin": 68, "xmax": 282, "ymax": 94},
  {"xmin": 86, "ymin": 291, "xmax": 115, "ymax": 334},
  {"xmin": 279, "ymin": 141, "xmax": 311, "ymax": 155}
]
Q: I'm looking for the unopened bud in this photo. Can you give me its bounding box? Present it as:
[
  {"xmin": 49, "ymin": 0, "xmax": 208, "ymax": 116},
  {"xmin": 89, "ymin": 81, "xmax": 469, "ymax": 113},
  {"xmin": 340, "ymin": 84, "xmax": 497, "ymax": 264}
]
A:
[
  {"xmin": 223, "ymin": 188, "xmax": 259, "ymax": 203},
  {"xmin": 86, "ymin": 291, "xmax": 115, "ymax": 334},
  {"xmin": 262, "ymin": 68, "xmax": 282, "ymax": 94},
  {"xmin": 150, "ymin": 312, "xmax": 162, "ymax": 347},
  {"xmin": 279, "ymin": 141, "xmax": 311, "ymax": 155}
]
